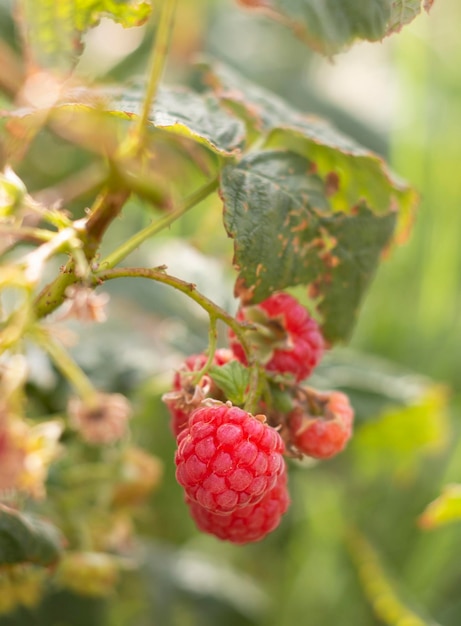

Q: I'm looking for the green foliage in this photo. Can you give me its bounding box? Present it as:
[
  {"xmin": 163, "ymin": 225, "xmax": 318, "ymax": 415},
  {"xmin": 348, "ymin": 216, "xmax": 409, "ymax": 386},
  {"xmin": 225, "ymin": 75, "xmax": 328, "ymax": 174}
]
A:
[
  {"xmin": 419, "ymin": 484, "xmax": 461, "ymax": 530},
  {"xmin": 111, "ymin": 84, "xmax": 247, "ymax": 156},
  {"xmin": 352, "ymin": 386, "xmax": 449, "ymax": 479},
  {"xmin": 199, "ymin": 60, "xmax": 417, "ymax": 238},
  {"xmin": 18, "ymin": 0, "xmax": 151, "ymax": 71},
  {"xmin": 0, "ymin": 505, "xmax": 62, "ymax": 567},
  {"xmin": 236, "ymin": 0, "xmax": 433, "ymax": 56},
  {"xmin": 221, "ymin": 150, "xmax": 397, "ymax": 342}
]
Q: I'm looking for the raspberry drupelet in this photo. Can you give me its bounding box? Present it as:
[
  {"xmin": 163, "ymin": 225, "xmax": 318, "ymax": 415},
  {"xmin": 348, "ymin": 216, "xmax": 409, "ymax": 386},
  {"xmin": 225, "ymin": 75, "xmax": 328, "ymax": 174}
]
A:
[
  {"xmin": 186, "ymin": 462, "xmax": 290, "ymax": 544},
  {"xmin": 175, "ymin": 403, "xmax": 285, "ymax": 515},
  {"xmin": 229, "ymin": 292, "xmax": 324, "ymax": 382}
]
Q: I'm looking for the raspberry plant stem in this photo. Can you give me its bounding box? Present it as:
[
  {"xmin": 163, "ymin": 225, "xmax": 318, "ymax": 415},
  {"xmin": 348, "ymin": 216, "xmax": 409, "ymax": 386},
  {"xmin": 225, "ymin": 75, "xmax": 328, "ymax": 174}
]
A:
[
  {"xmin": 129, "ymin": 0, "xmax": 178, "ymax": 153},
  {"xmin": 33, "ymin": 186, "xmax": 130, "ymax": 319},
  {"xmin": 33, "ymin": 330, "xmax": 98, "ymax": 405},
  {"xmin": 33, "ymin": 177, "xmax": 217, "ymax": 320},
  {"xmin": 244, "ymin": 364, "xmax": 265, "ymax": 415},
  {"xmin": 190, "ymin": 315, "xmax": 218, "ymax": 386},
  {"xmin": 23, "ymin": 226, "xmax": 86, "ymax": 285},
  {"xmin": 99, "ymin": 176, "xmax": 219, "ymax": 270},
  {"xmin": 95, "ymin": 266, "xmax": 251, "ymax": 355},
  {"xmin": 0, "ymin": 225, "xmax": 54, "ymax": 243},
  {"xmin": 346, "ymin": 527, "xmax": 430, "ymax": 626}
]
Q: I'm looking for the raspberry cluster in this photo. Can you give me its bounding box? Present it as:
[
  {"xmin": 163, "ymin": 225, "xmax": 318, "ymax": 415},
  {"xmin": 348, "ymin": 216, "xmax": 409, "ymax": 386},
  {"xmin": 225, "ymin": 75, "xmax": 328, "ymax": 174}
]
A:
[{"xmin": 163, "ymin": 292, "xmax": 355, "ymax": 544}]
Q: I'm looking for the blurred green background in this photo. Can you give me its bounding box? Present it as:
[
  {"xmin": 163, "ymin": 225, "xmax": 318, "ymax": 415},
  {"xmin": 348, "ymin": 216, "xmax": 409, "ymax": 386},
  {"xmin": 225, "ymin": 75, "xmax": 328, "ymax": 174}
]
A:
[{"xmin": 2, "ymin": 0, "xmax": 461, "ymax": 624}]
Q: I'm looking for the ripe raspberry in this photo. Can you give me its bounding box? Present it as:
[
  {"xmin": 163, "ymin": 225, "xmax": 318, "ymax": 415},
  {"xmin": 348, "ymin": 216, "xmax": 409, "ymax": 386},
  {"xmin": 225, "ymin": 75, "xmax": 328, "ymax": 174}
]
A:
[
  {"xmin": 163, "ymin": 349, "xmax": 233, "ymax": 437},
  {"xmin": 186, "ymin": 463, "xmax": 290, "ymax": 544},
  {"xmin": 175, "ymin": 403, "xmax": 285, "ymax": 514},
  {"xmin": 288, "ymin": 390, "xmax": 354, "ymax": 459},
  {"xmin": 229, "ymin": 293, "xmax": 324, "ymax": 382}
]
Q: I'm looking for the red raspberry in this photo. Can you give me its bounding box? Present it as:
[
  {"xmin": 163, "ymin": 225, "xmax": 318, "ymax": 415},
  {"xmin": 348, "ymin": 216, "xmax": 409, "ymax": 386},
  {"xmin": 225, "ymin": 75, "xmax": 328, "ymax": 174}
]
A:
[
  {"xmin": 175, "ymin": 403, "xmax": 285, "ymax": 514},
  {"xmin": 186, "ymin": 463, "xmax": 290, "ymax": 544},
  {"xmin": 229, "ymin": 293, "xmax": 324, "ymax": 382},
  {"xmin": 163, "ymin": 349, "xmax": 233, "ymax": 437},
  {"xmin": 288, "ymin": 390, "xmax": 354, "ymax": 459}
]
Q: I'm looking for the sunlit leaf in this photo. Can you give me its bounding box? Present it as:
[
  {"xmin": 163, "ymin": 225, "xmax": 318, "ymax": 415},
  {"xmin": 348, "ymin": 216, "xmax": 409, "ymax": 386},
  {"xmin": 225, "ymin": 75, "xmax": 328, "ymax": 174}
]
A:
[
  {"xmin": 18, "ymin": 0, "xmax": 151, "ymax": 72},
  {"xmin": 388, "ymin": 0, "xmax": 433, "ymax": 34},
  {"xmin": 0, "ymin": 505, "xmax": 63, "ymax": 566},
  {"xmin": 350, "ymin": 386, "xmax": 449, "ymax": 479},
  {"xmin": 220, "ymin": 150, "xmax": 396, "ymax": 343},
  {"xmin": 109, "ymin": 84, "xmax": 246, "ymax": 156},
  {"xmin": 199, "ymin": 60, "xmax": 417, "ymax": 243},
  {"xmin": 236, "ymin": 0, "xmax": 434, "ymax": 55},
  {"xmin": 419, "ymin": 484, "xmax": 461, "ymax": 530},
  {"xmin": 4, "ymin": 84, "xmax": 245, "ymax": 160}
]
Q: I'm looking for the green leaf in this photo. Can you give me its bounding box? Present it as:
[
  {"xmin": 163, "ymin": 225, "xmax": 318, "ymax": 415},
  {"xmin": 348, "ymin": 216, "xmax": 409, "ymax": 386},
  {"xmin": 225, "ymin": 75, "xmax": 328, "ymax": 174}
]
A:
[
  {"xmin": 0, "ymin": 505, "xmax": 63, "ymax": 566},
  {"xmin": 350, "ymin": 386, "xmax": 449, "ymax": 479},
  {"xmin": 388, "ymin": 0, "xmax": 433, "ymax": 34},
  {"xmin": 220, "ymin": 150, "xmax": 396, "ymax": 343},
  {"xmin": 236, "ymin": 0, "xmax": 434, "ymax": 55},
  {"xmin": 0, "ymin": 167, "xmax": 27, "ymax": 216},
  {"xmin": 419, "ymin": 484, "xmax": 461, "ymax": 530},
  {"xmin": 199, "ymin": 60, "xmax": 417, "ymax": 242},
  {"xmin": 5, "ymin": 84, "xmax": 246, "ymax": 161},
  {"xmin": 209, "ymin": 361, "xmax": 250, "ymax": 406},
  {"xmin": 109, "ymin": 84, "xmax": 246, "ymax": 156},
  {"xmin": 309, "ymin": 348, "xmax": 436, "ymax": 423},
  {"xmin": 18, "ymin": 0, "xmax": 151, "ymax": 72}
]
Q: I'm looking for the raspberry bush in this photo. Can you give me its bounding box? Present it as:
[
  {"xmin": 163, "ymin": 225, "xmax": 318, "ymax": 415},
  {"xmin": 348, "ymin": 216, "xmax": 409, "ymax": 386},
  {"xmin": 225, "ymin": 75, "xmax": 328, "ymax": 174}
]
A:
[{"xmin": 0, "ymin": 0, "xmax": 452, "ymax": 624}]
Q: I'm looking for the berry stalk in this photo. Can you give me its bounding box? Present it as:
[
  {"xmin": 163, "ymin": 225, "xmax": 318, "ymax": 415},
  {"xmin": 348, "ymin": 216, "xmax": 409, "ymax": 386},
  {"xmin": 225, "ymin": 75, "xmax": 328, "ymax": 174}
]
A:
[{"xmin": 95, "ymin": 266, "xmax": 251, "ymax": 355}]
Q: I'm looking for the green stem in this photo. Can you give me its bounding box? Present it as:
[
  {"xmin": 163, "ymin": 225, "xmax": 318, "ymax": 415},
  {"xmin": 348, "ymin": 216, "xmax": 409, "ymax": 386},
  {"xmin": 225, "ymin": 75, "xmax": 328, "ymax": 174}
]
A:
[
  {"xmin": 0, "ymin": 225, "xmax": 54, "ymax": 242},
  {"xmin": 83, "ymin": 186, "xmax": 131, "ymax": 261},
  {"xmin": 0, "ymin": 301, "xmax": 32, "ymax": 354},
  {"xmin": 244, "ymin": 364, "xmax": 265, "ymax": 415},
  {"xmin": 34, "ymin": 330, "xmax": 97, "ymax": 404},
  {"xmin": 191, "ymin": 315, "xmax": 218, "ymax": 385},
  {"xmin": 22, "ymin": 226, "xmax": 84, "ymax": 284},
  {"xmin": 130, "ymin": 0, "xmax": 178, "ymax": 152},
  {"xmin": 346, "ymin": 527, "xmax": 433, "ymax": 626},
  {"xmin": 33, "ymin": 264, "xmax": 78, "ymax": 320},
  {"xmin": 95, "ymin": 266, "xmax": 250, "ymax": 353},
  {"xmin": 33, "ymin": 187, "xmax": 130, "ymax": 319},
  {"xmin": 99, "ymin": 176, "xmax": 219, "ymax": 270}
]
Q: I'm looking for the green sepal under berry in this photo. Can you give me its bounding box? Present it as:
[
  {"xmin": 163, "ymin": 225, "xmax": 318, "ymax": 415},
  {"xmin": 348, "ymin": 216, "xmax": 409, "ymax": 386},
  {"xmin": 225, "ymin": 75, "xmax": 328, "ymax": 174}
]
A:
[
  {"xmin": 235, "ymin": 304, "xmax": 296, "ymax": 366},
  {"xmin": 209, "ymin": 361, "xmax": 250, "ymax": 407}
]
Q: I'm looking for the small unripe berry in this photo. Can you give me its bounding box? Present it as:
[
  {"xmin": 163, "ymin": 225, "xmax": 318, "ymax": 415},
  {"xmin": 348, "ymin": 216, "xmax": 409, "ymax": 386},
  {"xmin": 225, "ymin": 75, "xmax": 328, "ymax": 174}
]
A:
[
  {"xmin": 288, "ymin": 390, "xmax": 354, "ymax": 459},
  {"xmin": 229, "ymin": 293, "xmax": 324, "ymax": 382}
]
